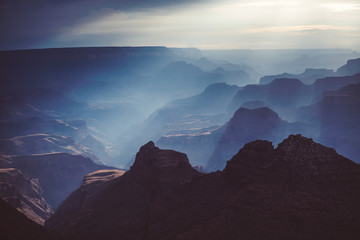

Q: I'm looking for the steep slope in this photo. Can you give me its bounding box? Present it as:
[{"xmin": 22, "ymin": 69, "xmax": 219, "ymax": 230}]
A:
[
  {"xmin": 0, "ymin": 198, "xmax": 62, "ymax": 240},
  {"xmin": 47, "ymin": 135, "xmax": 360, "ymax": 240},
  {"xmin": 313, "ymin": 73, "xmax": 360, "ymax": 95},
  {"xmin": 158, "ymin": 107, "xmax": 308, "ymax": 170},
  {"xmin": 336, "ymin": 58, "xmax": 360, "ymax": 76},
  {"xmin": 167, "ymin": 82, "xmax": 240, "ymax": 114},
  {"xmin": 46, "ymin": 142, "xmax": 201, "ymax": 239},
  {"xmin": 296, "ymin": 82, "xmax": 360, "ymax": 162},
  {"xmin": 207, "ymin": 107, "xmax": 306, "ymax": 171},
  {"xmin": 0, "ymin": 153, "xmax": 113, "ymax": 209},
  {"xmin": 118, "ymin": 83, "xmax": 239, "ymax": 167},
  {"xmin": 0, "ymin": 168, "xmax": 52, "ymax": 225},
  {"xmin": 0, "ymin": 117, "xmax": 113, "ymax": 164}
]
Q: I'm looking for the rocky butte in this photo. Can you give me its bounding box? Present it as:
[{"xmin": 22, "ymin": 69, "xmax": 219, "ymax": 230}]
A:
[{"xmin": 47, "ymin": 135, "xmax": 360, "ymax": 240}]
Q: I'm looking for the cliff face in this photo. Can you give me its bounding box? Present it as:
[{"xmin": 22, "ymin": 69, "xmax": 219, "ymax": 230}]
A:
[
  {"xmin": 336, "ymin": 58, "xmax": 360, "ymax": 76},
  {"xmin": 296, "ymin": 82, "xmax": 360, "ymax": 162},
  {"xmin": 47, "ymin": 136, "xmax": 360, "ymax": 240},
  {"xmin": 46, "ymin": 142, "xmax": 202, "ymax": 239},
  {"xmin": 229, "ymin": 78, "xmax": 311, "ymax": 112},
  {"xmin": 0, "ymin": 168, "xmax": 52, "ymax": 225},
  {"xmin": 1, "ymin": 153, "xmax": 113, "ymax": 210}
]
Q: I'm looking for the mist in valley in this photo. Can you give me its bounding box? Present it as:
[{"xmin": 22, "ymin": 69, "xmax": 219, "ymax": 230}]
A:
[{"xmin": 1, "ymin": 47, "xmax": 359, "ymax": 170}]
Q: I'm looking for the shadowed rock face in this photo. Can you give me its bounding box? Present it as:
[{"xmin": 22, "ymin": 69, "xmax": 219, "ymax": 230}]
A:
[
  {"xmin": 206, "ymin": 107, "xmax": 305, "ymax": 171},
  {"xmin": 224, "ymin": 135, "xmax": 360, "ymax": 188},
  {"xmin": 47, "ymin": 136, "xmax": 360, "ymax": 240},
  {"xmin": 296, "ymin": 82, "xmax": 360, "ymax": 162},
  {"xmin": 157, "ymin": 107, "xmax": 307, "ymax": 171},
  {"xmin": 0, "ymin": 198, "xmax": 62, "ymax": 240},
  {"xmin": 336, "ymin": 58, "xmax": 360, "ymax": 76},
  {"xmin": 46, "ymin": 142, "xmax": 202, "ymax": 239}
]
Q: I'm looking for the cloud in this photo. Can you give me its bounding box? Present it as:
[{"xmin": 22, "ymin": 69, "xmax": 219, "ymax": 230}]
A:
[
  {"xmin": 1, "ymin": 0, "xmax": 359, "ymax": 50},
  {"xmin": 321, "ymin": 2, "xmax": 360, "ymax": 12},
  {"xmin": 0, "ymin": 0, "xmax": 209, "ymax": 50}
]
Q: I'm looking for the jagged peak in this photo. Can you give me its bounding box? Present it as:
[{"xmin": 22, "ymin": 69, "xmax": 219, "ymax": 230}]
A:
[
  {"xmin": 140, "ymin": 141, "xmax": 157, "ymax": 151},
  {"xmin": 277, "ymin": 134, "xmax": 319, "ymax": 152},
  {"xmin": 223, "ymin": 134, "xmax": 359, "ymax": 184},
  {"xmin": 132, "ymin": 141, "xmax": 191, "ymax": 170}
]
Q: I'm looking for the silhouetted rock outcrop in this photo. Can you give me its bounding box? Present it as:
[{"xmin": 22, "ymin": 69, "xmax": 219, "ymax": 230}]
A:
[
  {"xmin": 47, "ymin": 135, "xmax": 360, "ymax": 240},
  {"xmin": 158, "ymin": 107, "xmax": 308, "ymax": 170},
  {"xmin": 46, "ymin": 142, "xmax": 201, "ymax": 239}
]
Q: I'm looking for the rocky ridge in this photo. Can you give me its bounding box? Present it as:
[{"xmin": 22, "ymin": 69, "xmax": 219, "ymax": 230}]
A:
[{"xmin": 47, "ymin": 135, "xmax": 360, "ymax": 240}]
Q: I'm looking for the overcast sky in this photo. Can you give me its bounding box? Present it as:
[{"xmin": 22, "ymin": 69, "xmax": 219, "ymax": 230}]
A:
[{"xmin": 1, "ymin": 0, "xmax": 359, "ymax": 50}]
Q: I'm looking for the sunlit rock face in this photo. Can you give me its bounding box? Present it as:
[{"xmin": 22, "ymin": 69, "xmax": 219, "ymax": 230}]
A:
[
  {"xmin": 0, "ymin": 153, "xmax": 113, "ymax": 209},
  {"xmin": 0, "ymin": 168, "xmax": 52, "ymax": 225}
]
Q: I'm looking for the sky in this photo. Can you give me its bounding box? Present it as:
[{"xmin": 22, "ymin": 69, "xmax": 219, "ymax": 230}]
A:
[{"xmin": 0, "ymin": 0, "xmax": 360, "ymax": 50}]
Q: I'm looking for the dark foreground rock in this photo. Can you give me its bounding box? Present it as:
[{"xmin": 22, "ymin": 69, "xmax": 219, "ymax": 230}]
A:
[{"xmin": 47, "ymin": 136, "xmax": 360, "ymax": 240}]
